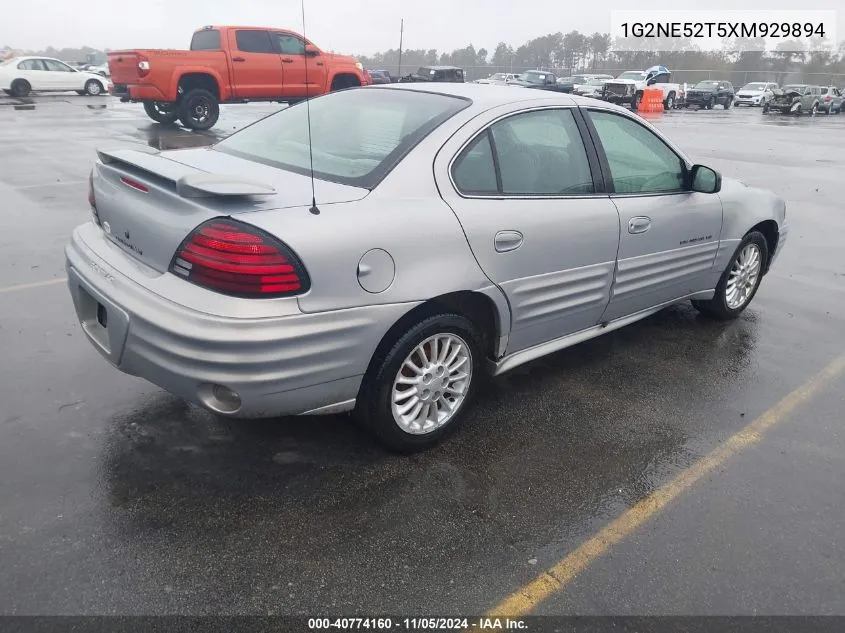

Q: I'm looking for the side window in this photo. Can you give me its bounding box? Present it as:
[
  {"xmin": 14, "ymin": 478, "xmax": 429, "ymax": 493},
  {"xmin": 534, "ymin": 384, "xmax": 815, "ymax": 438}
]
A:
[
  {"xmin": 274, "ymin": 33, "xmax": 306, "ymax": 55},
  {"xmin": 820, "ymin": 87, "xmax": 829, "ymax": 95},
  {"xmin": 43, "ymin": 59, "xmax": 73, "ymax": 72},
  {"xmin": 588, "ymin": 110, "xmax": 686, "ymax": 195},
  {"xmin": 19, "ymin": 59, "xmax": 45, "ymax": 71},
  {"xmin": 652, "ymin": 73, "xmax": 669, "ymax": 84},
  {"xmin": 452, "ymin": 132, "xmax": 498, "ymax": 194},
  {"xmin": 235, "ymin": 30, "xmax": 275, "ymax": 54},
  {"xmin": 491, "ymin": 109, "xmax": 594, "ymax": 195}
]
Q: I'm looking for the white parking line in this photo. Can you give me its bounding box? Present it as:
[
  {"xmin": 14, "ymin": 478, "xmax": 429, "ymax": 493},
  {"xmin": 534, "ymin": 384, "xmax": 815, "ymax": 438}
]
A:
[{"xmin": 0, "ymin": 277, "xmax": 67, "ymax": 294}]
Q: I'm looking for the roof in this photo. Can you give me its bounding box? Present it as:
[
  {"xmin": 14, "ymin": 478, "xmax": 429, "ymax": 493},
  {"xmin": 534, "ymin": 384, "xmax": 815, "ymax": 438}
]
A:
[
  {"xmin": 417, "ymin": 65, "xmax": 463, "ymax": 71},
  {"xmin": 366, "ymin": 82, "xmax": 581, "ymax": 107}
]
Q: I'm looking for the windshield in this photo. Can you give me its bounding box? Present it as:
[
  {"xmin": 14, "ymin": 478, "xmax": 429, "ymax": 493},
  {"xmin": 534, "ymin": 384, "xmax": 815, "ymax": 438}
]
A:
[
  {"xmin": 414, "ymin": 67, "xmax": 437, "ymax": 79},
  {"xmin": 571, "ymin": 76, "xmax": 589, "ymax": 84},
  {"xmin": 617, "ymin": 71, "xmax": 646, "ymax": 80},
  {"xmin": 489, "ymin": 73, "xmax": 506, "ymax": 80},
  {"xmin": 518, "ymin": 71, "xmax": 548, "ymax": 84},
  {"xmin": 694, "ymin": 80, "xmax": 720, "ymax": 89},
  {"xmin": 215, "ymin": 88, "xmax": 469, "ymax": 189},
  {"xmin": 742, "ymin": 83, "xmax": 768, "ymax": 91},
  {"xmin": 783, "ymin": 85, "xmax": 805, "ymax": 92},
  {"xmin": 586, "ymin": 78, "xmax": 606, "ymax": 85}
]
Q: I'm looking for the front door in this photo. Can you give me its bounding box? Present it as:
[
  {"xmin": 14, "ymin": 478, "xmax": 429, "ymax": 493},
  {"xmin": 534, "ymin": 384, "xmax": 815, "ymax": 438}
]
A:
[
  {"xmin": 272, "ymin": 32, "xmax": 327, "ymax": 97},
  {"xmin": 583, "ymin": 108, "xmax": 724, "ymax": 322},
  {"xmin": 229, "ymin": 29, "xmax": 285, "ymax": 99},
  {"xmin": 436, "ymin": 106, "xmax": 621, "ymax": 353},
  {"xmin": 41, "ymin": 59, "xmax": 81, "ymax": 90}
]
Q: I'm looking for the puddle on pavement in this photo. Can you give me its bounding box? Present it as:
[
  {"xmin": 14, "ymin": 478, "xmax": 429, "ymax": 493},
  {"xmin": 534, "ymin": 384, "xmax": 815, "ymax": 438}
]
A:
[{"xmin": 13, "ymin": 104, "xmax": 36, "ymax": 111}]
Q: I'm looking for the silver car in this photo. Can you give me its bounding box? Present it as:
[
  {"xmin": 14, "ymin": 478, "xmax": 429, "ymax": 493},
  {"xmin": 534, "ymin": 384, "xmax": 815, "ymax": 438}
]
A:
[{"xmin": 66, "ymin": 84, "xmax": 789, "ymax": 452}]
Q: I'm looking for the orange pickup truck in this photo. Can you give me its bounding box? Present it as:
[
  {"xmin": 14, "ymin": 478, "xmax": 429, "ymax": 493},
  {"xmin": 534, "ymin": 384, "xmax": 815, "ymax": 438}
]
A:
[{"xmin": 108, "ymin": 25, "xmax": 370, "ymax": 130}]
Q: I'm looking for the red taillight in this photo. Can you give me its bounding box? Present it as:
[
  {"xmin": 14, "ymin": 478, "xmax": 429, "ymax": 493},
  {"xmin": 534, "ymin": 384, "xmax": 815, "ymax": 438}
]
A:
[
  {"xmin": 120, "ymin": 176, "xmax": 149, "ymax": 193},
  {"xmin": 824, "ymin": 96, "xmax": 831, "ymax": 102},
  {"xmin": 137, "ymin": 56, "xmax": 150, "ymax": 78},
  {"xmin": 169, "ymin": 219, "xmax": 310, "ymax": 298}
]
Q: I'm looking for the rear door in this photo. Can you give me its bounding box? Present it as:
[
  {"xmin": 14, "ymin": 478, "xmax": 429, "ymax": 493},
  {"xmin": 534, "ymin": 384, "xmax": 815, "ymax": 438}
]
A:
[
  {"xmin": 271, "ymin": 32, "xmax": 326, "ymax": 97},
  {"xmin": 15, "ymin": 59, "xmax": 48, "ymax": 90},
  {"xmin": 583, "ymin": 107, "xmax": 723, "ymax": 322},
  {"xmin": 229, "ymin": 29, "xmax": 284, "ymax": 99},
  {"xmin": 436, "ymin": 105, "xmax": 621, "ymax": 353}
]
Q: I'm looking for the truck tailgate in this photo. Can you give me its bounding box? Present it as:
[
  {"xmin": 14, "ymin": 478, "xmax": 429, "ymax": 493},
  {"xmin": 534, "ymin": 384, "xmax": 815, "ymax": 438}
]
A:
[{"xmin": 108, "ymin": 50, "xmax": 145, "ymax": 84}]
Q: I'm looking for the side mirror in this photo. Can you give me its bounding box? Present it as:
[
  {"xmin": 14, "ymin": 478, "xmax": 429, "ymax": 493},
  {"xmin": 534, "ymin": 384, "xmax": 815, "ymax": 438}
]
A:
[
  {"xmin": 304, "ymin": 44, "xmax": 320, "ymax": 57},
  {"xmin": 646, "ymin": 77, "xmax": 656, "ymax": 86},
  {"xmin": 690, "ymin": 164, "xmax": 721, "ymax": 194}
]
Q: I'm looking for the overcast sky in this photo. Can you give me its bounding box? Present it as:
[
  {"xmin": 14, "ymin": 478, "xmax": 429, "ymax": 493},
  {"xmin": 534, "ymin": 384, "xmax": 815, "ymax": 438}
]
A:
[{"xmin": 1, "ymin": 0, "xmax": 842, "ymax": 54}]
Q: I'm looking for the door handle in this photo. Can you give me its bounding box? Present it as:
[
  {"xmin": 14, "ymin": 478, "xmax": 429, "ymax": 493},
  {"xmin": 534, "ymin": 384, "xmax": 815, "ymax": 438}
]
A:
[
  {"xmin": 628, "ymin": 217, "xmax": 652, "ymax": 234},
  {"xmin": 232, "ymin": 57, "xmax": 246, "ymax": 62},
  {"xmin": 281, "ymin": 58, "xmax": 294, "ymax": 63},
  {"xmin": 494, "ymin": 230, "xmax": 524, "ymax": 253},
  {"xmin": 316, "ymin": 61, "xmax": 324, "ymax": 66}
]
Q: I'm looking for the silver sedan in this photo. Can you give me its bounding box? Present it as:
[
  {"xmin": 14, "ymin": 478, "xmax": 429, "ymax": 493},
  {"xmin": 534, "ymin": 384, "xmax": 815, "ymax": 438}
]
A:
[{"xmin": 66, "ymin": 84, "xmax": 789, "ymax": 452}]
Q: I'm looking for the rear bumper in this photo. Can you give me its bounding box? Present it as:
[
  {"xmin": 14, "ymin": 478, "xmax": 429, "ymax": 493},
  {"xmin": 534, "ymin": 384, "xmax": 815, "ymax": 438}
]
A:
[
  {"xmin": 109, "ymin": 83, "xmax": 170, "ymax": 102},
  {"xmin": 65, "ymin": 222, "xmax": 417, "ymax": 418}
]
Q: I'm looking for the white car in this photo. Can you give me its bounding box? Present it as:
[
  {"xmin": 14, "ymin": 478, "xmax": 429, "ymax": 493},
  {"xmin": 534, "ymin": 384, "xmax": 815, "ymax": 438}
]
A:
[
  {"xmin": 602, "ymin": 66, "xmax": 682, "ymax": 110},
  {"xmin": 475, "ymin": 73, "xmax": 518, "ymax": 85},
  {"xmin": 0, "ymin": 56, "xmax": 111, "ymax": 97},
  {"xmin": 734, "ymin": 82, "xmax": 779, "ymax": 107}
]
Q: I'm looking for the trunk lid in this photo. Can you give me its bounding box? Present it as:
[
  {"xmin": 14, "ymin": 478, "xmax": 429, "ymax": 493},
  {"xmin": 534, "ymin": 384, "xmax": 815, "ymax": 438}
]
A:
[{"xmin": 91, "ymin": 146, "xmax": 369, "ymax": 274}]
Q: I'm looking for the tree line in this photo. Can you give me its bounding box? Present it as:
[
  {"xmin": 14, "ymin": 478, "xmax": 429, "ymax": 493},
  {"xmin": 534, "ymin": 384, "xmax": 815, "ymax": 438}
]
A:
[{"xmin": 356, "ymin": 31, "xmax": 845, "ymax": 80}]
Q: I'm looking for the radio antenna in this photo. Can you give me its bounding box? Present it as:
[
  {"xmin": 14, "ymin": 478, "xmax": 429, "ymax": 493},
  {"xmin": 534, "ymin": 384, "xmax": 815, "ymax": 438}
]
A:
[{"xmin": 301, "ymin": 0, "xmax": 319, "ymax": 215}]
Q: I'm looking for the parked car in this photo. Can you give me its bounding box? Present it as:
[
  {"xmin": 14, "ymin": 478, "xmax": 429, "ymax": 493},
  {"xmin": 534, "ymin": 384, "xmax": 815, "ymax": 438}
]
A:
[
  {"xmin": 764, "ymin": 85, "xmax": 821, "ymax": 115},
  {"xmin": 682, "ymin": 80, "xmax": 735, "ymax": 110},
  {"xmin": 572, "ymin": 77, "xmax": 608, "ymax": 98},
  {"xmin": 0, "ymin": 56, "xmax": 111, "ymax": 97},
  {"xmin": 571, "ymin": 73, "xmax": 613, "ymax": 93},
  {"xmin": 475, "ymin": 72, "xmax": 517, "ymax": 85},
  {"xmin": 818, "ymin": 86, "xmax": 843, "ymax": 113},
  {"xmin": 86, "ymin": 64, "xmax": 110, "ymax": 78},
  {"xmin": 367, "ymin": 69, "xmax": 393, "ymax": 84},
  {"xmin": 602, "ymin": 66, "xmax": 682, "ymax": 110},
  {"xmin": 108, "ymin": 25, "xmax": 370, "ymax": 130},
  {"xmin": 508, "ymin": 70, "xmax": 569, "ymax": 92},
  {"xmin": 398, "ymin": 66, "xmax": 464, "ymax": 83},
  {"xmin": 66, "ymin": 85, "xmax": 788, "ymax": 452},
  {"xmin": 734, "ymin": 82, "xmax": 778, "ymax": 107}
]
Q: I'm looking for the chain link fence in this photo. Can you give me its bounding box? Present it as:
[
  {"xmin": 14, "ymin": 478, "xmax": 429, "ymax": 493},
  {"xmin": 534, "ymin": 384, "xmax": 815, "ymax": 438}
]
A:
[{"xmin": 378, "ymin": 64, "xmax": 845, "ymax": 86}]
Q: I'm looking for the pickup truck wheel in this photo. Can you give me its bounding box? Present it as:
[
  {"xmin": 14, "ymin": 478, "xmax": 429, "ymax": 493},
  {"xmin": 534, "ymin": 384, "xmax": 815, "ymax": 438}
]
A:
[
  {"xmin": 178, "ymin": 89, "xmax": 219, "ymax": 130},
  {"xmin": 143, "ymin": 102, "xmax": 179, "ymax": 124},
  {"xmin": 631, "ymin": 92, "xmax": 642, "ymax": 109},
  {"xmin": 663, "ymin": 92, "xmax": 675, "ymax": 110}
]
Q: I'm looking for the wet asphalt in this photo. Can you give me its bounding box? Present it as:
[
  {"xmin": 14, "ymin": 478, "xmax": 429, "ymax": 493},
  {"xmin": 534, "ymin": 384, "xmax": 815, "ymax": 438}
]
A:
[{"xmin": 0, "ymin": 94, "xmax": 843, "ymax": 616}]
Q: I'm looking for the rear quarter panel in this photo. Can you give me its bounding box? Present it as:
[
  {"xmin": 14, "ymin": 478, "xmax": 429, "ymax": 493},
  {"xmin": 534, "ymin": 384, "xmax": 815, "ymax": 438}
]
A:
[{"xmin": 109, "ymin": 49, "xmax": 231, "ymax": 100}]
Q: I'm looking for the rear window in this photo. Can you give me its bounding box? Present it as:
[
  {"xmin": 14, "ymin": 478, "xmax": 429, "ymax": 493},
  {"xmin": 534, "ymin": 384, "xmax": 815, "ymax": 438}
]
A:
[
  {"xmin": 190, "ymin": 29, "xmax": 221, "ymax": 50},
  {"xmin": 215, "ymin": 88, "xmax": 470, "ymax": 189}
]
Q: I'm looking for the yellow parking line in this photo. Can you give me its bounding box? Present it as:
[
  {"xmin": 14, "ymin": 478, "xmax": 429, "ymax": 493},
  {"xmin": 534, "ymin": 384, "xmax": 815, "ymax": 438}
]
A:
[
  {"xmin": 0, "ymin": 277, "xmax": 67, "ymax": 294},
  {"xmin": 488, "ymin": 352, "xmax": 845, "ymax": 617}
]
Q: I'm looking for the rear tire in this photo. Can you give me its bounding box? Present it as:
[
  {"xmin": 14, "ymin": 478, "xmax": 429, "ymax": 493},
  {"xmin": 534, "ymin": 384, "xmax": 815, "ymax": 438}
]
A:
[
  {"xmin": 692, "ymin": 231, "xmax": 768, "ymax": 320},
  {"xmin": 762, "ymin": 103, "xmax": 769, "ymax": 114},
  {"xmin": 84, "ymin": 79, "xmax": 104, "ymax": 96},
  {"xmin": 706, "ymin": 96, "xmax": 715, "ymax": 110},
  {"xmin": 663, "ymin": 92, "xmax": 675, "ymax": 110},
  {"xmin": 10, "ymin": 79, "xmax": 30, "ymax": 98},
  {"xmin": 355, "ymin": 313, "xmax": 483, "ymax": 453},
  {"xmin": 724, "ymin": 97, "xmax": 732, "ymax": 109},
  {"xmin": 177, "ymin": 88, "xmax": 219, "ymax": 130},
  {"xmin": 632, "ymin": 91, "xmax": 642, "ymax": 110},
  {"xmin": 143, "ymin": 101, "xmax": 179, "ymax": 124}
]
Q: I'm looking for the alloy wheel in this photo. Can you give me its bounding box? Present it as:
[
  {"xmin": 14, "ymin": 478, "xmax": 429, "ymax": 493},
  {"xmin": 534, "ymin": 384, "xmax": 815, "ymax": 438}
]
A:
[
  {"xmin": 726, "ymin": 243, "xmax": 762, "ymax": 310},
  {"xmin": 390, "ymin": 333, "xmax": 473, "ymax": 435}
]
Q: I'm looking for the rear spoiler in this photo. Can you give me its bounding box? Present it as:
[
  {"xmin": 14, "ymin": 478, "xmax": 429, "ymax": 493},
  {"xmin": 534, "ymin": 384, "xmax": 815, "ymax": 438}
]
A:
[{"xmin": 96, "ymin": 147, "xmax": 276, "ymax": 198}]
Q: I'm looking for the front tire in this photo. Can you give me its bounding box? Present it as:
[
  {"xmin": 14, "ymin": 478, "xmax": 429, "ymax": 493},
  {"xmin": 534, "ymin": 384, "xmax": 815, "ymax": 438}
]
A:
[
  {"xmin": 84, "ymin": 79, "xmax": 103, "ymax": 96},
  {"xmin": 143, "ymin": 101, "xmax": 179, "ymax": 124},
  {"xmin": 706, "ymin": 96, "xmax": 715, "ymax": 110},
  {"xmin": 355, "ymin": 313, "xmax": 482, "ymax": 453},
  {"xmin": 177, "ymin": 88, "xmax": 220, "ymax": 130},
  {"xmin": 762, "ymin": 103, "xmax": 769, "ymax": 114},
  {"xmin": 724, "ymin": 97, "xmax": 732, "ymax": 109},
  {"xmin": 692, "ymin": 231, "xmax": 768, "ymax": 320},
  {"xmin": 632, "ymin": 91, "xmax": 642, "ymax": 110}
]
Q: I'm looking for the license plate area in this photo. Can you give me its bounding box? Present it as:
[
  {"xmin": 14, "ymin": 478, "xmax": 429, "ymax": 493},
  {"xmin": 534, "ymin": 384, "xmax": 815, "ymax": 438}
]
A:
[{"xmin": 72, "ymin": 274, "xmax": 130, "ymax": 365}]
